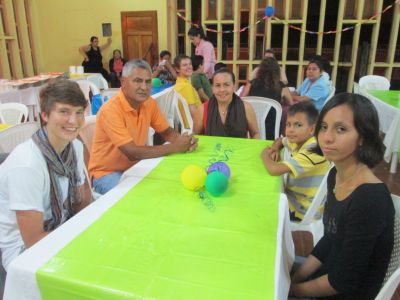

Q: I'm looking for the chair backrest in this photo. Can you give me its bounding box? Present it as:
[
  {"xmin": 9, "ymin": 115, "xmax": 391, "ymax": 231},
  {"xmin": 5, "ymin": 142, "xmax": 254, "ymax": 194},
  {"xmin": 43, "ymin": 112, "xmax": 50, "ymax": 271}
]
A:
[
  {"xmin": 100, "ymin": 88, "xmax": 119, "ymax": 103},
  {"xmin": 353, "ymin": 82, "xmax": 361, "ymax": 94},
  {"xmin": 76, "ymin": 81, "xmax": 100, "ymax": 116},
  {"xmin": 0, "ymin": 103, "xmax": 29, "ymax": 125},
  {"xmin": 377, "ymin": 194, "xmax": 400, "ymax": 300},
  {"xmin": 153, "ymin": 87, "xmax": 176, "ymax": 128},
  {"xmin": 359, "ymin": 75, "xmax": 390, "ymax": 90},
  {"xmin": 235, "ymin": 85, "xmax": 244, "ymax": 96},
  {"xmin": 242, "ymin": 96, "xmax": 282, "ymax": 140},
  {"xmin": 174, "ymin": 92, "xmax": 193, "ymax": 134},
  {"xmin": 0, "ymin": 122, "xmax": 39, "ymax": 153},
  {"xmin": 301, "ymin": 165, "xmax": 333, "ymax": 224},
  {"xmin": 324, "ymin": 86, "xmax": 336, "ymax": 104},
  {"xmin": 78, "ymin": 115, "xmax": 96, "ymax": 153}
]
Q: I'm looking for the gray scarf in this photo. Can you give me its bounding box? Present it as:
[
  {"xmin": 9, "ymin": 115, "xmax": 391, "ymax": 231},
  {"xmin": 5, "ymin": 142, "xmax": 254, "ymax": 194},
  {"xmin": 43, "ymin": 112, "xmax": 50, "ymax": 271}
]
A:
[{"xmin": 32, "ymin": 128, "xmax": 80, "ymax": 231}]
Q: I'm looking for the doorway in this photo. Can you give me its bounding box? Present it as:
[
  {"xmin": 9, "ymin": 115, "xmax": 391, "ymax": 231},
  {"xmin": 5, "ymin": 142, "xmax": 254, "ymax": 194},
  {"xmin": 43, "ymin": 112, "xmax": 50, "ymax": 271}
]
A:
[{"xmin": 121, "ymin": 11, "xmax": 158, "ymax": 67}]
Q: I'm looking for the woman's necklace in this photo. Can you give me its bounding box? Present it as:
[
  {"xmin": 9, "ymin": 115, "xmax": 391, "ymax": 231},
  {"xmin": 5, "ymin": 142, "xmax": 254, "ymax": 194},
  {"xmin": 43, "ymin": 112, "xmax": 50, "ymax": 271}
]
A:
[{"xmin": 333, "ymin": 164, "xmax": 367, "ymax": 195}]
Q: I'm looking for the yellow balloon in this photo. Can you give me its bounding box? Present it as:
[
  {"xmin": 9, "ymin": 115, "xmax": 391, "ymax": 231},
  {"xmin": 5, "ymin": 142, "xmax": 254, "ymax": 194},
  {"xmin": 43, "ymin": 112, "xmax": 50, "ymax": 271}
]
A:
[{"xmin": 181, "ymin": 165, "xmax": 207, "ymax": 191}]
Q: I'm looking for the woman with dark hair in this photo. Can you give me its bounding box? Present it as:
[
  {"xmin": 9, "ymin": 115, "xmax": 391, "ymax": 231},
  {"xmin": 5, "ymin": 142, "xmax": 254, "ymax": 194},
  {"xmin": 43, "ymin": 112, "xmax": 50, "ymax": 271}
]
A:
[
  {"xmin": 292, "ymin": 60, "xmax": 330, "ymax": 111},
  {"xmin": 193, "ymin": 68, "xmax": 259, "ymax": 139},
  {"xmin": 290, "ymin": 93, "xmax": 394, "ymax": 299},
  {"xmin": 79, "ymin": 36, "xmax": 111, "ymax": 82},
  {"xmin": 188, "ymin": 26, "xmax": 216, "ymax": 79},
  {"xmin": 242, "ymin": 57, "xmax": 293, "ymax": 138},
  {"xmin": 108, "ymin": 49, "xmax": 126, "ymax": 88}
]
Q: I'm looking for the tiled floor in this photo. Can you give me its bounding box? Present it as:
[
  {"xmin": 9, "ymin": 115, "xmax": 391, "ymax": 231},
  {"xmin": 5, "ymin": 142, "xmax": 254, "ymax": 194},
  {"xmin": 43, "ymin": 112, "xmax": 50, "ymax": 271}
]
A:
[{"xmin": 293, "ymin": 159, "xmax": 400, "ymax": 299}]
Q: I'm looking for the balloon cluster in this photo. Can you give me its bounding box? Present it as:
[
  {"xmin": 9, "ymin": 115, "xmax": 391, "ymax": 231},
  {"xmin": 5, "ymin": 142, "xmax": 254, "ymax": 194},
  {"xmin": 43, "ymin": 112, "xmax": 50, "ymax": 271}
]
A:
[{"xmin": 181, "ymin": 162, "xmax": 230, "ymax": 197}]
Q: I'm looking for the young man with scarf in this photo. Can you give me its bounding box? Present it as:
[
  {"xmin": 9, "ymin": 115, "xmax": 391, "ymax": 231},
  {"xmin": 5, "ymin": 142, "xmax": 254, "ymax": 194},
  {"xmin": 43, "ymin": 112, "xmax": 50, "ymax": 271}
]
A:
[{"xmin": 0, "ymin": 79, "xmax": 92, "ymax": 271}]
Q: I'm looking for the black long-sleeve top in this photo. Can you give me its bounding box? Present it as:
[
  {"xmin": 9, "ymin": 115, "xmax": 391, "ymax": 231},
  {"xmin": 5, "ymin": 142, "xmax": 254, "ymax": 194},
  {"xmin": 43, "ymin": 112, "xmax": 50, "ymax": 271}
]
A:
[{"xmin": 311, "ymin": 167, "xmax": 394, "ymax": 300}]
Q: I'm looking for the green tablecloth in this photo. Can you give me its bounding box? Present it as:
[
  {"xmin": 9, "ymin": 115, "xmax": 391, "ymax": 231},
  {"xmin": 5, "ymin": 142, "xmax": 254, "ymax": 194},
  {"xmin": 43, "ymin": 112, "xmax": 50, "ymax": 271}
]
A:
[
  {"xmin": 368, "ymin": 90, "xmax": 400, "ymax": 109},
  {"xmin": 37, "ymin": 136, "xmax": 281, "ymax": 300}
]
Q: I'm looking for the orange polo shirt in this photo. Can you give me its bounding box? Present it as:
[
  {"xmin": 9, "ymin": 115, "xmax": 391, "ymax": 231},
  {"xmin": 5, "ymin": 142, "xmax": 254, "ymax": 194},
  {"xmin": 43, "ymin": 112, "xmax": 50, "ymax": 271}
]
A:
[{"xmin": 89, "ymin": 90, "xmax": 169, "ymax": 179}]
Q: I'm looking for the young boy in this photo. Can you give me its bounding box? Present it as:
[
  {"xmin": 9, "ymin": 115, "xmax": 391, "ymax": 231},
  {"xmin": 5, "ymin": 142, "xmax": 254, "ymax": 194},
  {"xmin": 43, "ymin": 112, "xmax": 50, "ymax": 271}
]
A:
[
  {"xmin": 0, "ymin": 79, "xmax": 93, "ymax": 271},
  {"xmin": 261, "ymin": 102, "xmax": 330, "ymax": 221},
  {"xmin": 191, "ymin": 55, "xmax": 213, "ymax": 102}
]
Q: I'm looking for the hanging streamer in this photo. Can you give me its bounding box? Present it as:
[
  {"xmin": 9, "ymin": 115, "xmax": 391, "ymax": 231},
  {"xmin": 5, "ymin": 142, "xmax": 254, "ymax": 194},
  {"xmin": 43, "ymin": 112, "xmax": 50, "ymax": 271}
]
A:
[{"xmin": 177, "ymin": 0, "xmax": 399, "ymax": 35}]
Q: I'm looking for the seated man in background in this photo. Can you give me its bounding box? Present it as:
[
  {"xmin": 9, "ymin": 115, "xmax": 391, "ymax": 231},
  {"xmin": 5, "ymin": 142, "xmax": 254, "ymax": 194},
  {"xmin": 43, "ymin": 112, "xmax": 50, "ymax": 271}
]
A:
[
  {"xmin": 191, "ymin": 55, "xmax": 213, "ymax": 102},
  {"xmin": 152, "ymin": 50, "xmax": 177, "ymax": 84},
  {"xmin": 89, "ymin": 59, "xmax": 198, "ymax": 194},
  {"xmin": 0, "ymin": 79, "xmax": 92, "ymax": 271}
]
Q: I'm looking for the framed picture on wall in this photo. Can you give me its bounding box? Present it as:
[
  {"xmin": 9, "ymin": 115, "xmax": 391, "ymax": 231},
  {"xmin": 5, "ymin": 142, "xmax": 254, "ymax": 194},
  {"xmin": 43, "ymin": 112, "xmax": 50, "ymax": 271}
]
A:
[{"xmin": 102, "ymin": 23, "xmax": 112, "ymax": 37}]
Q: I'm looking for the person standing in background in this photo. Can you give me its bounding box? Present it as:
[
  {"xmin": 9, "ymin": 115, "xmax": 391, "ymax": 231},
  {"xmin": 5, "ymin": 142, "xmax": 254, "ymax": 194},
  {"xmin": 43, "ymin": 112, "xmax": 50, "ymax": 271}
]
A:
[
  {"xmin": 188, "ymin": 27, "xmax": 216, "ymax": 79},
  {"xmin": 79, "ymin": 36, "xmax": 111, "ymax": 82}
]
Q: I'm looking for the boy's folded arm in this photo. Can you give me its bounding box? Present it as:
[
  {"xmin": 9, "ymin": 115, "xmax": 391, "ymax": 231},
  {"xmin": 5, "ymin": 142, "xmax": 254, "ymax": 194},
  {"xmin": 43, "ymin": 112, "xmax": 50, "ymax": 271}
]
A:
[{"xmin": 261, "ymin": 148, "xmax": 291, "ymax": 176}]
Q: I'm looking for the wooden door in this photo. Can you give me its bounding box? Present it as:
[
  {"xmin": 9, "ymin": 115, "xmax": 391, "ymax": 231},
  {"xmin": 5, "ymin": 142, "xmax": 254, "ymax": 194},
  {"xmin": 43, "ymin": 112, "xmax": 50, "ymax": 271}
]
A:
[{"xmin": 121, "ymin": 11, "xmax": 158, "ymax": 66}]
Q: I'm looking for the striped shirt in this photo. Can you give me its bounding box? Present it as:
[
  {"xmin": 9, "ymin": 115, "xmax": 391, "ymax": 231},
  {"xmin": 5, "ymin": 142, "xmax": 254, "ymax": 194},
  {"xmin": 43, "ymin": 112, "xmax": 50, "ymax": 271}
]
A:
[{"xmin": 281, "ymin": 136, "xmax": 330, "ymax": 220}]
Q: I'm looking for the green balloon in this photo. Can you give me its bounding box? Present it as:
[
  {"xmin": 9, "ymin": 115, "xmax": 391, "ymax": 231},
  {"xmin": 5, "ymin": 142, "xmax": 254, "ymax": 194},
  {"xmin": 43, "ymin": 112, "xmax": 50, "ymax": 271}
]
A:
[
  {"xmin": 152, "ymin": 77, "xmax": 162, "ymax": 87},
  {"xmin": 205, "ymin": 171, "xmax": 229, "ymax": 196}
]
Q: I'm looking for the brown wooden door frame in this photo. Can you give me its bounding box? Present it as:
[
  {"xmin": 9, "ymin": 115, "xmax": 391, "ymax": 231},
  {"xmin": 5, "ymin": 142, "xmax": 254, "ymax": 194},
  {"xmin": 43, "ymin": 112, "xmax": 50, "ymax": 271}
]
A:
[{"xmin": 121, "ymin": 11, "xmax": 159, "ymax": 65}]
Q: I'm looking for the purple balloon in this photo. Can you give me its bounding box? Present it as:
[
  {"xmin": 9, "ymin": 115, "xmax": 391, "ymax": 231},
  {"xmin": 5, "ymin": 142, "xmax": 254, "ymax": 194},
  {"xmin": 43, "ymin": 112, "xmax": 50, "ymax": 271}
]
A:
[
  {"xmin": 264, "ymin": 6, "xmax": 275, "ymax": 17},
  {"xmin": 207, "ymin": 162, "xmax": 230, "ymax": 179}
]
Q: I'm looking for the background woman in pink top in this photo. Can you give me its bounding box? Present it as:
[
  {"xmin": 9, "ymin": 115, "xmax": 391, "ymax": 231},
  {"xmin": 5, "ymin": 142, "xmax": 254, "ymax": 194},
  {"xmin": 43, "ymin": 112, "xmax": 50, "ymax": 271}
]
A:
[
  {"xmin": 109, "ymin": 49, "xmax": 126, "ymax": 88},
  {"xmin": 188, "ymin": 27, "xmax": 216, "ymax": 79}
]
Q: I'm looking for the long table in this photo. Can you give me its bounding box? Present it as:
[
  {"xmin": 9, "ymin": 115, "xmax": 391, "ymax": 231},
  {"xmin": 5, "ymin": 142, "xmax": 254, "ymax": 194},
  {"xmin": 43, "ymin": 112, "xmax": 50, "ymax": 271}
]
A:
[
  {"xmin": 362, "ymin": 90, "xmax": 400, "ymax": 173},
  {"xmin": 4, "ymin": 136, "xmax": 294, "ymax": 300}
]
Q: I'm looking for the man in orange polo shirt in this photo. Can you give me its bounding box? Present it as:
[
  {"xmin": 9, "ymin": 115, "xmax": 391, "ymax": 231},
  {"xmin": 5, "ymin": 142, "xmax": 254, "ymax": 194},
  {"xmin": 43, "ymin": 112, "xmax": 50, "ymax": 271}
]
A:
[{"xmin": 89, "ymin": 59, "xmax": 198, "ymax": 194}]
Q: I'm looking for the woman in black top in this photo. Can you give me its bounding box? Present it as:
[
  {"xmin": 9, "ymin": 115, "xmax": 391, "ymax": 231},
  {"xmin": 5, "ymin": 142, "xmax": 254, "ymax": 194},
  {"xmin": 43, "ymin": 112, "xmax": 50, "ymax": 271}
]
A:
[
  {"xmin": 193, "ymin": 68, "xmax": 260, "ymax": 139},
  {"xmin": 79, "ymin": 36, "xmax": 111, "ymax": 82},
  {"xmin": 290, "ymin": 93, "xmax": 394, "ymax": 299},
  {"xmin": 241, "ymin": 57, "xmax": 293, "ymax": 139}
]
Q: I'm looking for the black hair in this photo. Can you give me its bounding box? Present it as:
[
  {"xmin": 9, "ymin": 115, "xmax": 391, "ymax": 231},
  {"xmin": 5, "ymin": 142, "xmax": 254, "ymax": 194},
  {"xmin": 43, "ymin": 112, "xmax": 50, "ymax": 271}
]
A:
[
  {"xmin": 288, "ymin": 102, "xmax": 319, "ymax": 125},
  {"xmin": 214, "ymin": 62, "xmax": 227, "ymax": 72},
  {"xmin": 264, "ymin": 48, "xmax": 275, "ymax": 56},
  {"xmin": 113, "ymin": 49, "xmax": 122, "ymax": 56},
  {"xmin": 310, "ymin": 55, "xmax": 331, "ymax": 74},
  {"xmin": 173, "ymin": 54, "xmax": 191, "ymax": 69},
  {"xmin": 191, "ymin": 55, "xmax": 204, "ymax": 71},
  {"xmin": 90, "ymin": 36, "xmax": 98, "ymax": 42},
  {"xmin": 159, "ymin": 50, "xmax": 171, "ymax": 59},
  {"xmin": 307, "ymin": 59, "xmax": 324, "ymax": 72},
  {"xmin": 188, "ymin": 26, "xmax": 206, "ymax": 39},
  {"xmin": 314, "ymin": 92, "xmax": 384, "ymax": 168},
  {"xmin": 212, "ymin": 67, "xmax": 235, "ymax": 84}
]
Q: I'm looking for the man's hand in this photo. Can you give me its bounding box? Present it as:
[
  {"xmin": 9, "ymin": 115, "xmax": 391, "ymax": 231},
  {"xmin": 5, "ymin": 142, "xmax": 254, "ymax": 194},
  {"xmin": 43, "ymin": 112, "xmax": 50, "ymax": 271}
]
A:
[
  {"xmin": 171, "ymin": 133, "xmax": 197, "ymax": 153},
  {"xmin": 187, "ymin": 135, "xmax": 198, "ymax": 152}
]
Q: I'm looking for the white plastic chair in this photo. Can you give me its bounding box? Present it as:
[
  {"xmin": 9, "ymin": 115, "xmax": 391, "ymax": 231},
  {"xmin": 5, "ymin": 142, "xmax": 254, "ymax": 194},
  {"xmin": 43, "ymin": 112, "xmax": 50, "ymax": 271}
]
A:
[
  {"xmin": 0, "ymin": 103, "xmax": 29, "ymax": 125},
  {"xmin": 153, "ymin": 87, "xmax": 176, "ymax": 128},
  {"xmin": 0, "ymin": 122, "xmax": 39, "ymax": 153},
  {"xmin": 324, "ymin": 86, "xmax": 336, "ymax": 104},
  {"xmin": 78, "ymin": 115, "xmax": 96, "ymax": 153},
  {"xmin": 77, "ymin": 115, "xmax": 101, "ymax": 199},
  {"xmin": 286, "ymin": 161, "xmax": 333, "ymax": 246},
  {"xmin": 235, "ymin": 85, "xmax": 244, "ymax": 96},
  {"xmin": 376, "ymin": 194, "xmax": 400, "ymax": 300},
  {"xmin": 242, "ymin": 96, "xmax": 282, "ymax": 140},
  {"xmin": 76, "ymin": 81, "xmax": 100, "ymax": 116},
  {"xmin": 359, "ymin": 75, "xmax": 390, "ymax": 90},
  {"xmin": 100, "ymin": 88, "xmax": 119, "ymax": 103},
  {"xmin": 174, "ymin": 92, "xmax": 193, "ymax": 134},
  {"xmin": 353, "ymin": 82, "xmax": 361, "ymax": 94}
]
